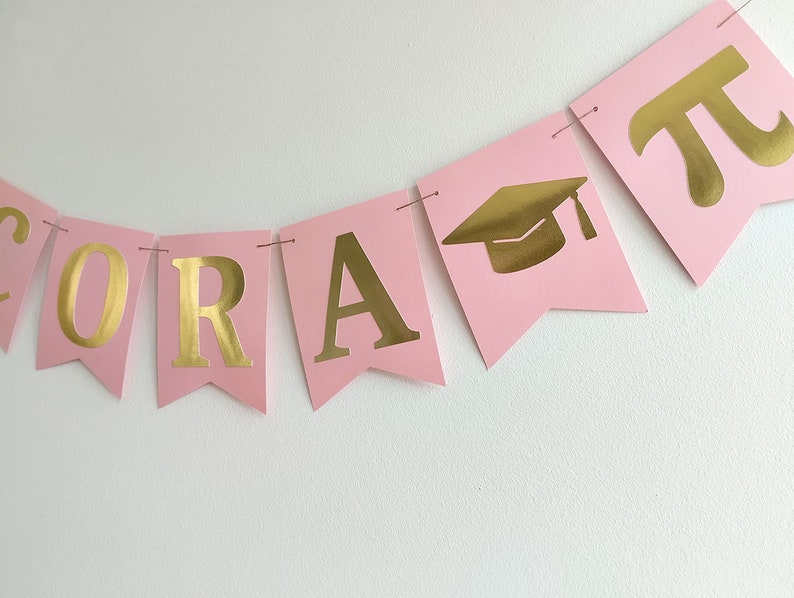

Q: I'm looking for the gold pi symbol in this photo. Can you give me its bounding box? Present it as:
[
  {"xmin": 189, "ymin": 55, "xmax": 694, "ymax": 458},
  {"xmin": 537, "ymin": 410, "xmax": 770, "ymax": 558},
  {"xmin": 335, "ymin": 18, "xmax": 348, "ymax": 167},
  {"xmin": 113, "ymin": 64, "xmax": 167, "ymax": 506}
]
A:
[
  {"xmin": 442, "ymin": 177, "xmax": 597, "ymax": 274},
  {"xmin": 630, "ymin": 45, "xmax": 794, "ymax": 208}
]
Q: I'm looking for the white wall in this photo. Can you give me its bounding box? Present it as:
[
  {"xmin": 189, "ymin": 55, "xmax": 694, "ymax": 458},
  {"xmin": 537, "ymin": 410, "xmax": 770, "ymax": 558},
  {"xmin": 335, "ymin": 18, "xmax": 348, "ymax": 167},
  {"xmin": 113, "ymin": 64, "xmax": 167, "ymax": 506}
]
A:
[{"xmin": 2, "ymin": 1, "xmax": 793, "ymax": 596}]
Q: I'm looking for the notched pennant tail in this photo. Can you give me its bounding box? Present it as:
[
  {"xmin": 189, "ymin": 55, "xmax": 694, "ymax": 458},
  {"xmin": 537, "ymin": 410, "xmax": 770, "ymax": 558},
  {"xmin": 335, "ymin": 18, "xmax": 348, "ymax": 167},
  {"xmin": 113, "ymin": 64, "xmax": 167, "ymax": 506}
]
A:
[
  {"xmin": 158, "ymin": 379, "xmax": 267, "ymax": 414},
  {"xmin": 309, "ymin": 360, "xmax": 445, "ymax": 412},
  {"xmin": 86, "ymin": 361, "xmax": 126, "ymax": 399},
  {"xmin": 214, "ymin": 379, "xmax": 267, "ymax": 414},
  {"xmin": 308, "ymin": 363, "xmax": 369, "ymax": 411},
  {"xmin": 36, "ymin": 355, "xmax": 126, "ymax": 399}
]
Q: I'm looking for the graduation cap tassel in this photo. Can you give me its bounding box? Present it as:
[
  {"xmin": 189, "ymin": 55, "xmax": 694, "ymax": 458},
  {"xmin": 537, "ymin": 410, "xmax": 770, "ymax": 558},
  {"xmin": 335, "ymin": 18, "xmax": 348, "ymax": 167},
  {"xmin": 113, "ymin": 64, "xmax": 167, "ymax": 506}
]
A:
[{"xmin": 572, "ymin": 192, "xmax": 598, "ymax": 240}]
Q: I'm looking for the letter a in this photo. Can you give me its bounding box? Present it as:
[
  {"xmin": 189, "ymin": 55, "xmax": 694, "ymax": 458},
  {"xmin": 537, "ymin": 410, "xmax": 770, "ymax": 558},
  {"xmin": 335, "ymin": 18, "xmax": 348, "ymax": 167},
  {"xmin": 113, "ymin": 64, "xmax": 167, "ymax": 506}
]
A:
[
  {"xmin": 315, "ymin": 232, "xmax": 420, "ymax": 363},
  {"xmin": 629, "ymin": 45, "xmax": 794, "ymax": 207}
]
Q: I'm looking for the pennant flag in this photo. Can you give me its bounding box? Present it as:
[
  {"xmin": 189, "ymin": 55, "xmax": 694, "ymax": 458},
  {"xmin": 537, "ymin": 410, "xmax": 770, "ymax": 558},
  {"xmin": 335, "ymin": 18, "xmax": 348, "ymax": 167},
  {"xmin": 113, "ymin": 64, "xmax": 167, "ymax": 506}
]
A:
[
  {"xmin": 157, "ymin": 231, "xmax": 271, "ymax": 413},
  {"xmin": 417, "ymin": 111, "xmax": 646, "ymax": 368},
  {"xmin": 280, "ymin": 190, "xmax": 444, "ymax": 410},
  {"xmin": 0, "ymin": 180, "xmax": 58, "ymax": 352},
  {"xmin": 36, "ymin": 217, "xmax": 155, "ymax": 397},
  {"xmin": 572, "ymin": 0, "xmax": 794, "ymax": 285}
]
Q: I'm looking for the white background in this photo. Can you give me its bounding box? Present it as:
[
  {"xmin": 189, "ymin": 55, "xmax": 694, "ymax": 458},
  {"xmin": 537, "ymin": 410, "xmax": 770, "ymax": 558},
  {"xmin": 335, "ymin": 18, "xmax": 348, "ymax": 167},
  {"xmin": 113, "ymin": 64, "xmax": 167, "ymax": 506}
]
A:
[{"xmin": 2, "ymin": 1, "xmax": 793, "ymax": 596}]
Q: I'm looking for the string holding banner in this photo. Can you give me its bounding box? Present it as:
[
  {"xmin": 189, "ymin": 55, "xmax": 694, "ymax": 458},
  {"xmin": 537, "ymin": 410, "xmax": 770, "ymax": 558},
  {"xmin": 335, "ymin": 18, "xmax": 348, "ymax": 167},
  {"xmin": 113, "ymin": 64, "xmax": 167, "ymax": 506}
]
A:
[
  {"xmin": 551, "ymin": 106, "xmax": 598, "ymax": 139},
  {"xmin": 395, "ymin": 191, "xmax": 438, "ymax": 212},
  {"xmin": 43, "ymin": 219, "xmax": 68, "ymax": 233},
  {"xmin": 717, "ymin": 0, "xmax": 755, "ymax": 28}
]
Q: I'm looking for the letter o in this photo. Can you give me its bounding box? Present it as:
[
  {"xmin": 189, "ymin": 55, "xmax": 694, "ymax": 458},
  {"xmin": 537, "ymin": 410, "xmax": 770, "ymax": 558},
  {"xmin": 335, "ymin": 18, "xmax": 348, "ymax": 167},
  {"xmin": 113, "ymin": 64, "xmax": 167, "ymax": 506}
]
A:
[{"xmin": 57, "ymin": 243, "xmax": 129, "ymax": 348}]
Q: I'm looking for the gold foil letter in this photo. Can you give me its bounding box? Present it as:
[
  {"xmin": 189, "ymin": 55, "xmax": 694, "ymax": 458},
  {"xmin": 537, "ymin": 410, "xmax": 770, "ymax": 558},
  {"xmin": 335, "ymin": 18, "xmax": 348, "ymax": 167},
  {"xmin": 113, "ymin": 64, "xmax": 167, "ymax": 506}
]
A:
[
  {"xmin": 0, "ymin": 207, "xmax": 31, "ymax": 302},
  {"xmin": 314, "ymin": 232, "xmax": 420, "ymax": 363},
  {"xmin": 57, "ymin": 243, "xmax": 128, "ymax": 348},
  {"xmin": 171, "ymin": 256, "xmax": 252, "ymax": 368},
  {"xmin": 629, "ymin": 45, "xmax": 794, "ymax": 207}
]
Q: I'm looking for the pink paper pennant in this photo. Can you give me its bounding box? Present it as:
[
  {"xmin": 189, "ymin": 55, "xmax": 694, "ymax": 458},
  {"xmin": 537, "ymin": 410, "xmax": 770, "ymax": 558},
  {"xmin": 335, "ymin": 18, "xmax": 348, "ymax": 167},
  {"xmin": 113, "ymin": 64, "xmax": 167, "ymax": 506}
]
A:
[
  {"xmin": 572, "ymin": 0, "xmax": 794, "ymax": 285},
  {"xmin": 157, "ymin": 231, "xmax": 271, "ymax": 413},
  {"xmin": 36, "ymin": 217, "xmax": 155, "ymax": 397},
  {"xmin": 0, "ymin": 179, "xmax": 58, "ymax": 352},
  {"xmin": 417, "ymin": 111, "xmax": 646, "ymax": 368},
  {"xmin": 280, "ymin": 190, "xmax": 444, "ymax": 410}
]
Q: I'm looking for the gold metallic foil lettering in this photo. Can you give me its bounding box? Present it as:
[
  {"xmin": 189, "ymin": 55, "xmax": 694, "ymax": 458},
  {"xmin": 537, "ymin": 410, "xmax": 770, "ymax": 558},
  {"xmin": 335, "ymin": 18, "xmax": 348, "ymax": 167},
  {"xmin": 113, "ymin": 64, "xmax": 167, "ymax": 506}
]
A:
[
  {"xmin": 315, "ymin": 232, "xmax": 420, "ymax": 363},
  {"xmin": 630, "ymin": 45, "xmax": 794, "ymax": 207},
  {"xmin": 0, "ymin": 207, "xmax": 31, "ymax": 302},
  {"xmin": 57, "ymin": 243, "xmax": 128, "ymax": 348},
  {"xmin": 171, "ymin": 256, "xmax": 252, "ymax": 368}
]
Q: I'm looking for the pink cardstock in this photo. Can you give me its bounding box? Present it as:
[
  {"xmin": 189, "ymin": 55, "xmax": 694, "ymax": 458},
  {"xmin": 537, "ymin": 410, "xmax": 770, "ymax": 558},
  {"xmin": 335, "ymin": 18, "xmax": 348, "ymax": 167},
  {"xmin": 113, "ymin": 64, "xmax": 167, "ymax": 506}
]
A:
[
  {"xmin": 280, "ymin": 190, "xmax": 444, "ymax": 411},
  {"xmin": 572, "ymin": 0, "xmax": 794, "ymax": 285},
  {"xmin": 36, "ymin": 217, "xmax": 155, "ymax": 397},
  {"xmin": 157, "ymin": 231, "xmax": 271, "ymax": 413},
  {"xmin": 0, "ymin": 180, "xmax": 58, "ymax": 352},
  {"xmin": 417, "ymin": 112, "xmax": 646, "ymax": 368}
]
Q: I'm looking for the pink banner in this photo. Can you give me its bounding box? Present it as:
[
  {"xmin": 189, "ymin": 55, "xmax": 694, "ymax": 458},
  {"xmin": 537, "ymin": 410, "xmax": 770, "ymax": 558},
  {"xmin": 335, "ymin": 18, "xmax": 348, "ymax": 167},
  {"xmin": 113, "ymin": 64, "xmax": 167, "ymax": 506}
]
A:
[
  {"xmin": 0, "ymin": 180, "xmax": 58, "ymax": 352},
  {"xmin": 157, "ymin": 231, "xmax": 271, "ymax": 413},
  {"xmin": 280, "ymin": 190, "xmax": 444, "ymax": 410},
  {"xmin": 572, "ymin": 0, "xmax": 794, "ymax": 285},
  {"xmin": 417, "ymin": 111, "xmax": 646, "ymax": 368},
  {"xmin": 37, "ymin": 217, "xmax": 155, "ymax": 397}
]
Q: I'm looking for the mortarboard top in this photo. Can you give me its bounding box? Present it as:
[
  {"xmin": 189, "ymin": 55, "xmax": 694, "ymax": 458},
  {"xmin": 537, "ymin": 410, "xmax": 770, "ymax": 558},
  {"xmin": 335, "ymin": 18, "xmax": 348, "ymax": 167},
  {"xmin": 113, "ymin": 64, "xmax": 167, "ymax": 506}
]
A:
[{"xmin": 442, "ymin": 177, "xmax": 597, "ymax": 274}]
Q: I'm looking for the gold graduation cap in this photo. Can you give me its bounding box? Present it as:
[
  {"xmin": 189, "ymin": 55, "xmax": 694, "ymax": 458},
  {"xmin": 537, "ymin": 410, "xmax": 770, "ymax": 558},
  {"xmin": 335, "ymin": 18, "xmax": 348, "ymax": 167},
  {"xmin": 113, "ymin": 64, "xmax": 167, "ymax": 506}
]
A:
[{"xmin": 442, "ymin": 177, "xmax": 597, "ymax": 274}]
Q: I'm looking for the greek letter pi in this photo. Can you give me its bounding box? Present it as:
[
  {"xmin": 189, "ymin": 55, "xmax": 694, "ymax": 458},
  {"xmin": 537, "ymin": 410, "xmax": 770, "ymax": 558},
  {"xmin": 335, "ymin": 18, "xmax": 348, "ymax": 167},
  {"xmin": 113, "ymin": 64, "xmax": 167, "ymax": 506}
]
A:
[{"xmin": 630, "ymin": 45, "xmax": 794, "ymax": 207}]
